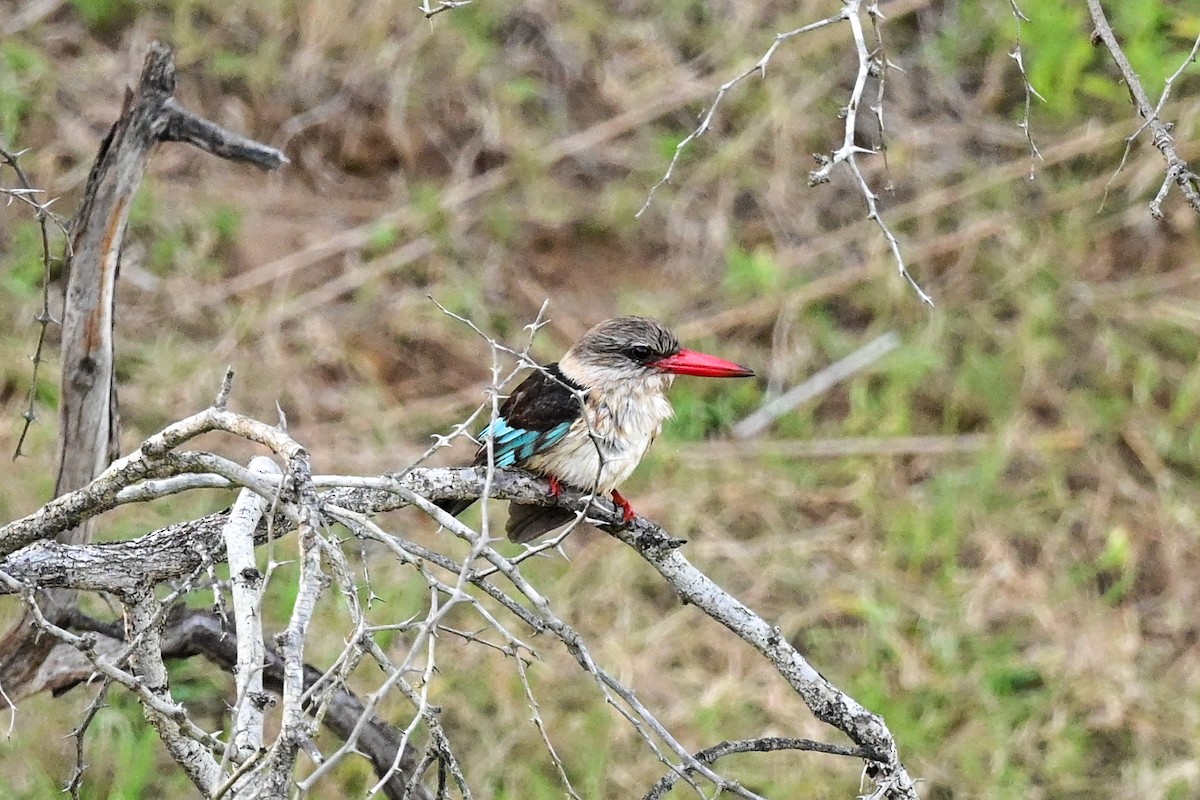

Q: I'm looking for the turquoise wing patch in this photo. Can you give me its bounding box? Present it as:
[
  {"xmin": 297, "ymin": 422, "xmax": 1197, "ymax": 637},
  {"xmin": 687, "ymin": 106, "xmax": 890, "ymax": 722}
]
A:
[{"xmin": 480, "ymin": 419, "xmax": 572, "ymax": 467}]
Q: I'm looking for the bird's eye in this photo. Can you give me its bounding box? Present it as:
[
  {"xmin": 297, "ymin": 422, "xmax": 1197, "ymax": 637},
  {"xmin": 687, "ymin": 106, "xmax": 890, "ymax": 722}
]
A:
[{"xmin": 627, "ymin": 345, "xmax": 654, "ymax": 362}]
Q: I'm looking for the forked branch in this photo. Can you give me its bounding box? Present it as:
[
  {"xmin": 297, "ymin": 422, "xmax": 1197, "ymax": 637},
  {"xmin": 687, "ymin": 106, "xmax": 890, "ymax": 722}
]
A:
[
  {"xmin": 1085, "ymin": 0, "xmax": 1200, "ymax": 217},
  {"xmin": 0, "ymin": 398, "xmax": 918, "ymax": 798},
  {"xmin": 638, "ymin": 1, "xmax": 933, "ymax": 306}
]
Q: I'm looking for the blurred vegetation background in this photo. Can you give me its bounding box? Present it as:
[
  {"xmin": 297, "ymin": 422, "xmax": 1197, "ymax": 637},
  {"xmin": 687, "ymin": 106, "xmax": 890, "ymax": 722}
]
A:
[{"xmin": 1, "ymin": 0, "xmax": 1200, "ymax": 797}]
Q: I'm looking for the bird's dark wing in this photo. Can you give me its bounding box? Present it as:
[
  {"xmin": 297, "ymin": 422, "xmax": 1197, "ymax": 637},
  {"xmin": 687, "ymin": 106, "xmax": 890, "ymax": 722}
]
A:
[
  {"xmin": 436, "ymin": 364, "xmax": 583, "ymax": 518},
  {"xmin": 472, "ymin": 363, "xmax": 583, "ymax": 468}
]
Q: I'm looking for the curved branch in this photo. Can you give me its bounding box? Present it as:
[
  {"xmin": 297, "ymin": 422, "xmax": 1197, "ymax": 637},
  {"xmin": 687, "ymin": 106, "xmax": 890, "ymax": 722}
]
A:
[
  {"xmin": 608, "ymin": 520, "xmax": 918, "ymax": 798},
  {"xmin": 646, "ymin": 736, "xmax": 870, "ymax": 800}
]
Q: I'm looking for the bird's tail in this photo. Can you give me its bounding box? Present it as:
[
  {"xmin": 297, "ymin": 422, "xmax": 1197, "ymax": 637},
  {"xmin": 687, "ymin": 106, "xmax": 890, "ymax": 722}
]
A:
[
  {"xmin": 435, "ymin": 497, "xmax": 477, "ymax": 518},
  {"xmin": 434, "ymin": 498, "xmax": 579, "ymax": 544},
  {"xmin": 505, "ymin": 504, "xmax": 579, "ymax": 543}
]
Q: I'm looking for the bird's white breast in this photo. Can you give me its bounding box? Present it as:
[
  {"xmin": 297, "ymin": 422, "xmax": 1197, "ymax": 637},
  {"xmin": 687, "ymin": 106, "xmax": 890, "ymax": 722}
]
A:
[{"xmin": 526, "ymin": 373, "xmax": 674, "ymax": 493}]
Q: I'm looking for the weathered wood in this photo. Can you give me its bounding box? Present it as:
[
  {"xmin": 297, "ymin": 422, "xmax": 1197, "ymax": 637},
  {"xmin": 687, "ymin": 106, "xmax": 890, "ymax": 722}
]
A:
[
  {"xmin": 56, "ymin": 42, "xmax": 284, "ymax": 521},
  {"xmin": 0, "ymin": 42, "xmax": 285, "ymax": 701},
  {"xmin": 60, "ymin": 607, "xmax": 431, "ymax": 800}
]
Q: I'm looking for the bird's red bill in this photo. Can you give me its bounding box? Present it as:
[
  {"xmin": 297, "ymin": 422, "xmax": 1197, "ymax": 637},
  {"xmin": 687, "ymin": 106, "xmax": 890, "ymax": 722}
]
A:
[{"xmin": 652, "ymin": 348, "xmax": 755, "ymax": 378}]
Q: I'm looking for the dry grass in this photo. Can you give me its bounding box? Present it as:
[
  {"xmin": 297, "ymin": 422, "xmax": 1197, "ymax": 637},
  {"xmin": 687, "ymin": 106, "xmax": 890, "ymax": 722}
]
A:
[{"xmin": 2, "ymin": 0, "xmax": 1200, "ymax": 797}]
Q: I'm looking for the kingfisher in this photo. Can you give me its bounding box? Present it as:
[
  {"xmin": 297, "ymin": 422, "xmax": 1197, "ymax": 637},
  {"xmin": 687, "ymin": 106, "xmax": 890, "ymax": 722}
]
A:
[{"xmin": 438, "ymin": 316, "xmax": 755, "ymax": 542}]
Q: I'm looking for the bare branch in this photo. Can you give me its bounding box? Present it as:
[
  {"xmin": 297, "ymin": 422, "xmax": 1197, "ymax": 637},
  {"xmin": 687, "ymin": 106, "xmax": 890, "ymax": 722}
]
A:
[
  {"xmin": 240, "ymin": 446, "xmax": 324, "ymax": 796},
  {"xmin": 0, "ymin": 406, "xmax": 305, "ymax": 557},
  {"xmin": 0, "ymin": 572, "xmax": 224, "ymax": 759},
  {"xmin": 0, "ymin": 402, "xmax": 918, "ymax": 797},
  {"xmin": 66, "ymin": 682, "xmax": 111, "ymax": 800},
  {"xmin": 417, "ymin": 0, "xmax": 471, "ymax": 19},
  {"xmin": 639, "ymin": 2, "xmax": 933, "ymax": 305},
  {"xmin": 636, "ymin": 9, "xmax": 849, "ymax": 218},
  {"xmin": 0, "ymin": 143, "xmax": 67, "ymax": 461},
  {"xmin": 646, "ymin": 736, "xmax": 871, "ymax": 800},
  {"xmin": 0, "ymin": 40, "xmax": 287, "ymax": 705},
  {"xmin": 123, "ymin": 591, "xmax": 223, "ymax": 794},
  {"xmin": 809, "ymin": 1, "xmax": 932, "ymax": 306},
  {"xmin": 1086, "ymin": 0, "xmax": 1200, "ymax": 217},
  {"xmin": 1007, "ymin": 0, "xmax": 1045, "ymax": 178},
  {"xmin": 606, "ymin": 521, "xmax": 918, "ymax": 799}
]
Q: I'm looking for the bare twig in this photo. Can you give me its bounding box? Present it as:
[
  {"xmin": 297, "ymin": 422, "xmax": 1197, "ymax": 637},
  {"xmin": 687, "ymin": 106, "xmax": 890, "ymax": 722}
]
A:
[
  {"xmin": 646, "ymin": 736, "xmax": 870, "ymax": 800},
  {"xmin": 1086, "ymin": 0, "xmax": 1200, "ymax": 217},
  {"xmin": 66, "ymin": 682, "xmax": 110, "ymax": 800},
  {"xmin": 636, "ymin": 8, "xmax": 849, "ymax": 218},
  {"xmin": 516, "ymin": 655, "xmax": 584, "ymax": 800},
  {"xmin": 866, "ymin": 2, "xmax": 894, "ymax": 178},
  {"xmin": 1006, "ymin": 0, "xmax": 1045, "ymax": 178},
  {"xmin": 639, "ymin": 1, "xmax": 932, "ymax": 305},
  {"xmin": 1, "ymin": 143, "xmax": 68, "ymax": 461},
  {"xmin": 417, "ymin": 0, "xmax": 471, "ymax": 18},
  {"xmin": 809, "ymin": 0, "xmax": 932, "ymax": 305}
]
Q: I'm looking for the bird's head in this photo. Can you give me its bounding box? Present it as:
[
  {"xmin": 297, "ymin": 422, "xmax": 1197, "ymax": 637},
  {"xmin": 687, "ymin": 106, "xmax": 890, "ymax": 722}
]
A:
[{"xmin": 558, "ymin": 316, "xmax": 754, "ymax": 390}]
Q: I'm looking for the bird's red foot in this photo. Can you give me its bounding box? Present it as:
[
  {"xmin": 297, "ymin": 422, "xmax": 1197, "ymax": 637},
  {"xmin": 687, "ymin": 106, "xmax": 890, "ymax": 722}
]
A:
[
  {"xmin": 611, "ymin": 490, "xmax": 637, "ymax": 523},
  {"xmin": 548, "ymin": 475, "xmax": 563, "ymax": 497}
]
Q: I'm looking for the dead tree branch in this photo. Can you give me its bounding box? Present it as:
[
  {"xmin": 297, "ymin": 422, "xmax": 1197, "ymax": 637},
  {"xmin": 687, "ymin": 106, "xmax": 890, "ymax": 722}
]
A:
[
  {"xmin": 0, "ymin": 143, "xmax": 69, "ymax": 461},
  {"xmin": 61, "ymin": 607, "xmax": 432, "ymax": 800},
  {"xmin": 0, "ymin": 41, "xmax": 285, "ymax": 703},
  {"xmin": 0, "ymin": 396, "xmax": 918, "ymax": 798},
  {"xmin": 638, "ymin": 1, "xmax": 933, "ymax": 305},
  {"xmin": 646, "ymin": 736, "xmax": 870, "ymax": 800},
  {"xmin": 1085, "ymin": 0, "xmax": 1200, "ymax": 218}
]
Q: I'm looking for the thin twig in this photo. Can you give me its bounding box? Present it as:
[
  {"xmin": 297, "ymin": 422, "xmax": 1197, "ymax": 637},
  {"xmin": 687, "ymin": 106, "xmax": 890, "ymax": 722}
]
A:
[
  {"xmin": 417, "ymin": 0, "xmax": 470, "ymax": 18},
  {"xmin": 645, "ymin": 736, "xmax": 871, "ymax": 800},
  {"xmin": 636, "ymin": 9, "xmax": 849, "ymax": 218},
  {"xmin": 809, "ymin": 1, "xmax": 932, "ymax": 305},
  {"xmin": 1086, "ymin": 0, "xmax": 1200, "ymax": 218},
  {"xmin": 66, "ymin": 681, "xmax": 111, "ymax": 800},
  {"xmin": 639, "ymin": 2, "xmax": 933, "ymax": 304},
  {"xmin": 1, "ymin": 143, "xmax": 68, "ymax": 460},
  {"xmin": 1007, "ymin": 0, "xmax": 1045, "ymax": 178}
]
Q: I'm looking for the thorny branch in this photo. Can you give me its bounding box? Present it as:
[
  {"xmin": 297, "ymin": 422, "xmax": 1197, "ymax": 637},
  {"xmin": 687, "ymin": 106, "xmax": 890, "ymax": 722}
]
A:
[
  {"xmin": 0, "ymin": 41, "xmax": 288, "ymax": 722},
  {"xmin": 2, "ymin": 38, "xmax": 921, "ymax": 793},
  {"xmin": 1007, "ymin": 0, "xmax": 1045, "ymax": 178},
  {"xmin": 1086, "ymin": 0, "xmax": 1200, "ymax": 218},
  {"xmin": 1, "ymin": 143, "xmax": 69, "ymax": 460},
  {"xmin": 0, "ymin": 373, "xmax": 918, "ymax": 798},
  {"xmin": 646, "ymin": 736, "xmax": 870, "ymax": 800},
  {"xmin": 638, "ymin": 1, "xmax": 933, "ymax": 306},
  {"xmin": 417, "ymin": 0, "xmax": 471, "ymax": 19}
]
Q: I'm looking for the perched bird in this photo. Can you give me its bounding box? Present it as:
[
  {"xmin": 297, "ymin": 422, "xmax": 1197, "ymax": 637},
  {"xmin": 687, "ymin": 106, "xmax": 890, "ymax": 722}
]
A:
[{"xmin": 439, "ymin": 316, "xmax": 755, "ymax": 542}]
